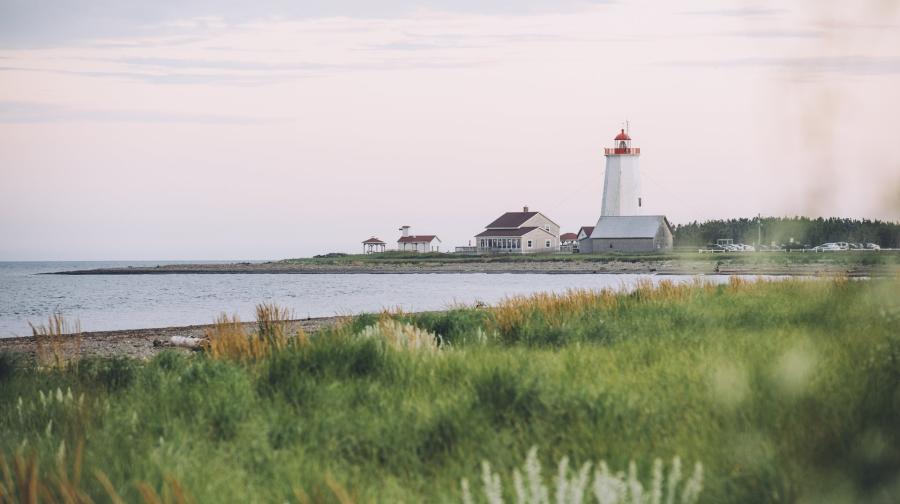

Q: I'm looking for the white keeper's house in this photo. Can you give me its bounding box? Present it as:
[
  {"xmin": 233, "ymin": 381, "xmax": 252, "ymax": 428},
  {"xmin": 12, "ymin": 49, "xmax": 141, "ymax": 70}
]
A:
[
  {"xmin": 397, "ymin": 225, "xmax": 442, "ymax": 252},
  {"xmin": 475, "ymin": 207, "xmax": 560, "ymax": 254}
]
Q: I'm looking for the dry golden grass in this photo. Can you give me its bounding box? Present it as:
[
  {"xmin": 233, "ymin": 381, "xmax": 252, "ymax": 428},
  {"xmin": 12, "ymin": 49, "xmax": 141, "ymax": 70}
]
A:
[
  {"xmin": 29, "ymin": 313, "xmax": 81, "ymax": 370},
  {"xmin": 255, "ymin": 303, "xmax": 292, "ymax": 342},
  {"xmin": 205, "ymin": 304, "xmax": 305, "ymax": 362},
  {"xmin": 488, "ymin": 277, "xmax": 778, "ymax": 338}
]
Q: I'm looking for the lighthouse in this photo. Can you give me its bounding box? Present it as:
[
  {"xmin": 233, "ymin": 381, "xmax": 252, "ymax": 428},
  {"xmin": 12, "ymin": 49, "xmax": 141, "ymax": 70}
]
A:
[
  {"xmin": 600, "ymin": 128, "xmax": 642, "ymax": 216},
  {"xmin": 577, "ymin": 127, "xmax": 672, "ymax": 254}
]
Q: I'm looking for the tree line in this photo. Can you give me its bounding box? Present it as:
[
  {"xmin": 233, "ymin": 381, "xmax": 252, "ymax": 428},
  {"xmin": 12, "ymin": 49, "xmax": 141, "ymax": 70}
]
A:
[{"xmin": 672, "ymin": 217, "xmax": 900, "ymax": 248}]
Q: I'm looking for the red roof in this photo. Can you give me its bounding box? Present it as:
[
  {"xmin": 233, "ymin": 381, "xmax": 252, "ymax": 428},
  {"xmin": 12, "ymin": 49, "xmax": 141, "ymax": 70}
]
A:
[
  {"xmin": 485, "ymin": 211, "xmax": 538, "ymax": 229},
  {"xmin": 398, "ymin": 235, "xmax": 439, "ymax": 243},
  {"xmin": 362, "ymin": 237, "xmax": 385, "ymax": 244},
  {"xmin": 560, "ymin": 233, "xmax": 578, "ymax": 241},
  {"xmin": 614, "ymin": 129, "xmax": 631, "ymax": 141},
  {"xmin": 578, "ymin": 226, "xmax": 594, "ymax": 237}
]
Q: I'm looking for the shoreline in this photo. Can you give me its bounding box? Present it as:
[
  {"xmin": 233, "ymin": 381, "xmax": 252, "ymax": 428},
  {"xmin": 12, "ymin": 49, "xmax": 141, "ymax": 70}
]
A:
[
  {"xmin": 47, "ymin": 260, "xmax": 894, "ymax": 277},
  {"xmin": 0, "ymin": 316, "xmax": 344, "ymax": 360}
]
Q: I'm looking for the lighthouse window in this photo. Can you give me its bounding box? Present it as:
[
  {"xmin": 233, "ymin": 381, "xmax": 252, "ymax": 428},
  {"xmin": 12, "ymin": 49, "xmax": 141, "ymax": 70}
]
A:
[
  {"xmin": 638, "ymin": 197, "xmax": 642, "ymax": 207},
  {"xmin": 619, "ymin": 141, "xmax": 627, "ymax": 149}
]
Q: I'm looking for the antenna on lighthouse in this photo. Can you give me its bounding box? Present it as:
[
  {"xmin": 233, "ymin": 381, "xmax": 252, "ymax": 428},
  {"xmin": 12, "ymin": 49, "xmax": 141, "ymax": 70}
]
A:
[{"xmin": 625, "ymin": 120, "xmax": 630, "ymax": 135}]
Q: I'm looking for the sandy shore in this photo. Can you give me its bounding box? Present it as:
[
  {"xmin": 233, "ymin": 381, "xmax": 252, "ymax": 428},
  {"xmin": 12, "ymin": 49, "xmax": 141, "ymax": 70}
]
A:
[
  {"xmin": 0, "ymin": 316, "xmax": 343, "ymax": 361},
  {"xmin": 48, "ymin": 259, "xmax": 893, "ymax": 277}
]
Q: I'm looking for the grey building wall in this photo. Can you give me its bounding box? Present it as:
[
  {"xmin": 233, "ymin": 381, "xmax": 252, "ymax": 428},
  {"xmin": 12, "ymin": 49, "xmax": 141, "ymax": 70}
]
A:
[
  {"xmin": 589, "ymin": 238, "xmax": 656, "ymax": 252},
  {"xmin": 582, "ymin": 223, "xmax": 673, "ymax": 253},
  {"xmin": 578, "ymin": 237, "xmax": 593, "ymax": 254},
  {"xmin": 655, "ymin": 223, "xmax": 674, "ymax": 250}
]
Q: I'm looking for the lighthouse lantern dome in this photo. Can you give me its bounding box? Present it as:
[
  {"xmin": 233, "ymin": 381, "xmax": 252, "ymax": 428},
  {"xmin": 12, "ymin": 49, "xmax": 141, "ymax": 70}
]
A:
[{"xmin": 614, "ymin": 129, "xmax": 631, "ymax": 150}]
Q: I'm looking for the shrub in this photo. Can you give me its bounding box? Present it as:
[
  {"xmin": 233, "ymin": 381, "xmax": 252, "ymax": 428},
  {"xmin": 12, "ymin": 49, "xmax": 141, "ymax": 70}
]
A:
[
  {"xmin": 76, "ymin": 357, "xmax": 138, "ymax": 392},
  {"xmin": 472, "ymin": 367, "xmax": 545, "ymax": 426},
  {"xmin": 0, "ymin": 352, "xmax": 21, "ymax": 382}
]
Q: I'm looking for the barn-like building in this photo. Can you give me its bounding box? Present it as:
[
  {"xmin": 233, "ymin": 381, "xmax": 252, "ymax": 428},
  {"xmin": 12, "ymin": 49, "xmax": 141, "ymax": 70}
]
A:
[{"xmin": 579, "ymin": 215, "xmax": 673, "ymax": 253}]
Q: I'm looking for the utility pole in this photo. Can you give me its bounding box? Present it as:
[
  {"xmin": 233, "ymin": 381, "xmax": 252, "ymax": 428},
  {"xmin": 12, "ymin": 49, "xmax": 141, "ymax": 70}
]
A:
[{"xmin": 757, "ymin": 213, "xmax": 762, "ymax": 251}]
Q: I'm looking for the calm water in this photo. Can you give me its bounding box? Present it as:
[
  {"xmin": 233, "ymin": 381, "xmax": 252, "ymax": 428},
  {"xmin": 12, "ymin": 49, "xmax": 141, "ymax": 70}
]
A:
[{"xmin": 0, "ymin": 261, "xmax": 748, "ymax": 338}]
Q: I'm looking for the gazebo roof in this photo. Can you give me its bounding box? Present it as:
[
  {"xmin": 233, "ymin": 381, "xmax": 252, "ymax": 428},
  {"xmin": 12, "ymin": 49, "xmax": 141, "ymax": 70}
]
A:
[{"xmin": 362, "ymin": 237, "xmax": 386, "ymax": 244}]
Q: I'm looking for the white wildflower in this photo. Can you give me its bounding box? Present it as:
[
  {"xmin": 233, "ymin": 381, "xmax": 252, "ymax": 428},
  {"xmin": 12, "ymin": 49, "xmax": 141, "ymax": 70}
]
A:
[
  {"xmin": 463, "ymin": 449, "xmax": 703, "ymax": 504},
  {"xmin": 650, "ymin": 458, "xmax": 663, "ymax": 504},
  {"xmin": 627, "ymin": 461, "xmax": 643, "ymax": 504},
  {"xmin": 680, "ymin": 463, "xmax": 703, "ymax": 504},
  {"xmin": 461, "ymin": 478, "xmax": 474, "ymax": 504},
  {"xmin": 555, "ymin": 456, "xmax": 570, "ymax": 504},
  {"xmin": 525, "ymin": 446, "xmax": 548, "ymax": 504},
  {"xmin": 482, "ymin": 461, "xmax": 504, "ymax": 504},
  {"xmin": 665, "ymin": 457, "xmax": 682, "ymax": 504},
  {"xmin": 357, "ymin": 320, "xmax": 442, "ymax": 353},
  {"xmin": 592, "ymin": 461, "xmax": 626, "ymax": 504},
  {"xmin": 513, "ymin": 469, "xmax": 527, "ymax": 504},
  {"xmin": 569, "ymin": 462, "xmax": 592, "ymax": 504}
]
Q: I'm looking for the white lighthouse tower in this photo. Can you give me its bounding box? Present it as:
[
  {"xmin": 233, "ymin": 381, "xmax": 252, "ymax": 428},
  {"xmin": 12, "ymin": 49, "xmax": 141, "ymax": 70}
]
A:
[{"xmin": 600, "ymin": 128, "xmax": 642, "ymax": 216}]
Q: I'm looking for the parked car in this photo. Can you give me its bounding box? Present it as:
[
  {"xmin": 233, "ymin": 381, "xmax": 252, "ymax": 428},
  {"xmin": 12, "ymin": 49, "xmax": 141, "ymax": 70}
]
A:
[
  {"xmin": 866, "ymin": 243, "xmax": 881, "ymax": 250},
  {"xmin": 813, "ymin": 243, "xmax": 842, "ymax": 252}
]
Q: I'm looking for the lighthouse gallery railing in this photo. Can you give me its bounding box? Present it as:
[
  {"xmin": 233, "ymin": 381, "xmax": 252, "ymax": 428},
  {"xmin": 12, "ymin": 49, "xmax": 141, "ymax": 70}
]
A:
[{"xmin": 604, "ymin": 147, "xmax": 641, "ymax": 155}]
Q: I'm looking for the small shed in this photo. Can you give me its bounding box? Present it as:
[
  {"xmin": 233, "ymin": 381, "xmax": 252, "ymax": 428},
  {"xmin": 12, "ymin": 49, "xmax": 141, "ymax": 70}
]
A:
[{"xmin": 362, "ymin": 237, "xmax": 386, "ymax": 254}]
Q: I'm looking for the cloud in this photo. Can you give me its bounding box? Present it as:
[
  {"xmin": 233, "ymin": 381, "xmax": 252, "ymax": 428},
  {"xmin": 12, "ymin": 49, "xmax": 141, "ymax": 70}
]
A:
[
  {"xmin": 664, "ymin": 56, "xmax": 900, "ymax": 76},
  {"xmin": 0, "ymin": 50, "xmax": 493, "ymax": 85},
  {"xmin": 681, "ymin": 8, "xmax": 786, "ymax": 17},
  {"xmin": 725, "ymin": 30, "xmax": 823, "ymax": 39},
  {"xmin": 0, "ymin": 0, "xmax": 613, "ymax": 48},
  {"xmin": 0, "ymin": 100, "xmax": 274, "ymax": 124}
]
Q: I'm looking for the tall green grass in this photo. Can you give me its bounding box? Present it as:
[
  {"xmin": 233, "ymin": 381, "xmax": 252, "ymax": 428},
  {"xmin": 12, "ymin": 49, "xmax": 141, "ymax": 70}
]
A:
[{"xmin": 1, "ymin": 278, "xmax": 898, "ymax": 502}]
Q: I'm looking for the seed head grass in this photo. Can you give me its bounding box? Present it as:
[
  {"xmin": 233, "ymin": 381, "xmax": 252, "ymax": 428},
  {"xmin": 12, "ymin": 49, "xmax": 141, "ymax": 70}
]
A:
[{"xmin": 29, "ymin": 313, "xmax": 81, "ymax": 370}]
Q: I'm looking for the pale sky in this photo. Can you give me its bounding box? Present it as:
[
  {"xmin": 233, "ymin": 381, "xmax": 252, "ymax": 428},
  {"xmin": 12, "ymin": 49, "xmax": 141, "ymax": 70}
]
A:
[{"xmin": 1, "ymin": 0, "xmax": 899, "ymax": 260}]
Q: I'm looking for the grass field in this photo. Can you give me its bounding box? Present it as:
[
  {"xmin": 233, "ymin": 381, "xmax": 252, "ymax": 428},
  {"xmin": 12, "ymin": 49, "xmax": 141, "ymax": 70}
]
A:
[{"xmin": 1, "ymin": 278, "xmax": 899, "ymax": 503}]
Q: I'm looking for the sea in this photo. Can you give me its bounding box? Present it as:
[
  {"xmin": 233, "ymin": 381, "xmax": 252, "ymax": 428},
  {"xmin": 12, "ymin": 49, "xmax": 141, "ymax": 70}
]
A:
[{"xmin": 0, "ymin": 261, "xmax": 749, "ymax": 338}]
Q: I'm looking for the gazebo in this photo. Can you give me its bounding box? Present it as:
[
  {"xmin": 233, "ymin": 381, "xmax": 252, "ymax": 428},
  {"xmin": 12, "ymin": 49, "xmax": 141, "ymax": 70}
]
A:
[{"xmin": 362, "ymin": 237, "xmax": 386, "ymax": 254}]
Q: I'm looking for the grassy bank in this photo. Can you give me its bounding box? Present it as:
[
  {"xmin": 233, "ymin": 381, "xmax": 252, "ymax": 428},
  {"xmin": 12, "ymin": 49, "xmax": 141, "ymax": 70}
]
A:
[
  {"xmin": 1, "ymin": 278, "xmax": 899, "ymax": 502},
  {"xmin": 289, "ymin": 249, "xmax": 900, "ymax": 266}
]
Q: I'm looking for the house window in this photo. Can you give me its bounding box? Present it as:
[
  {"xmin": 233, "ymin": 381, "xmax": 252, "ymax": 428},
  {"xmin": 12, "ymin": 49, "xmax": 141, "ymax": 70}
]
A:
[
  {"xmin": 527, "ymin": 240, "xmax": 533, "ymax": 248},
  {"xmin": 544, "ymin": 225, "xmax": 550, "ymax": 232},
  {"xmin": 545, "ymin": 240, "xmax": 551, "ymax": 248}
]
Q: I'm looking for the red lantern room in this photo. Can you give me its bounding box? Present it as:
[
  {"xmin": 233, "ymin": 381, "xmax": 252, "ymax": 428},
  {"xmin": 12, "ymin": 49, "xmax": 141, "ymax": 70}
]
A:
[{"xmin": 606, "ymin": 129, "xmax": 640, "ymax": 156}]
